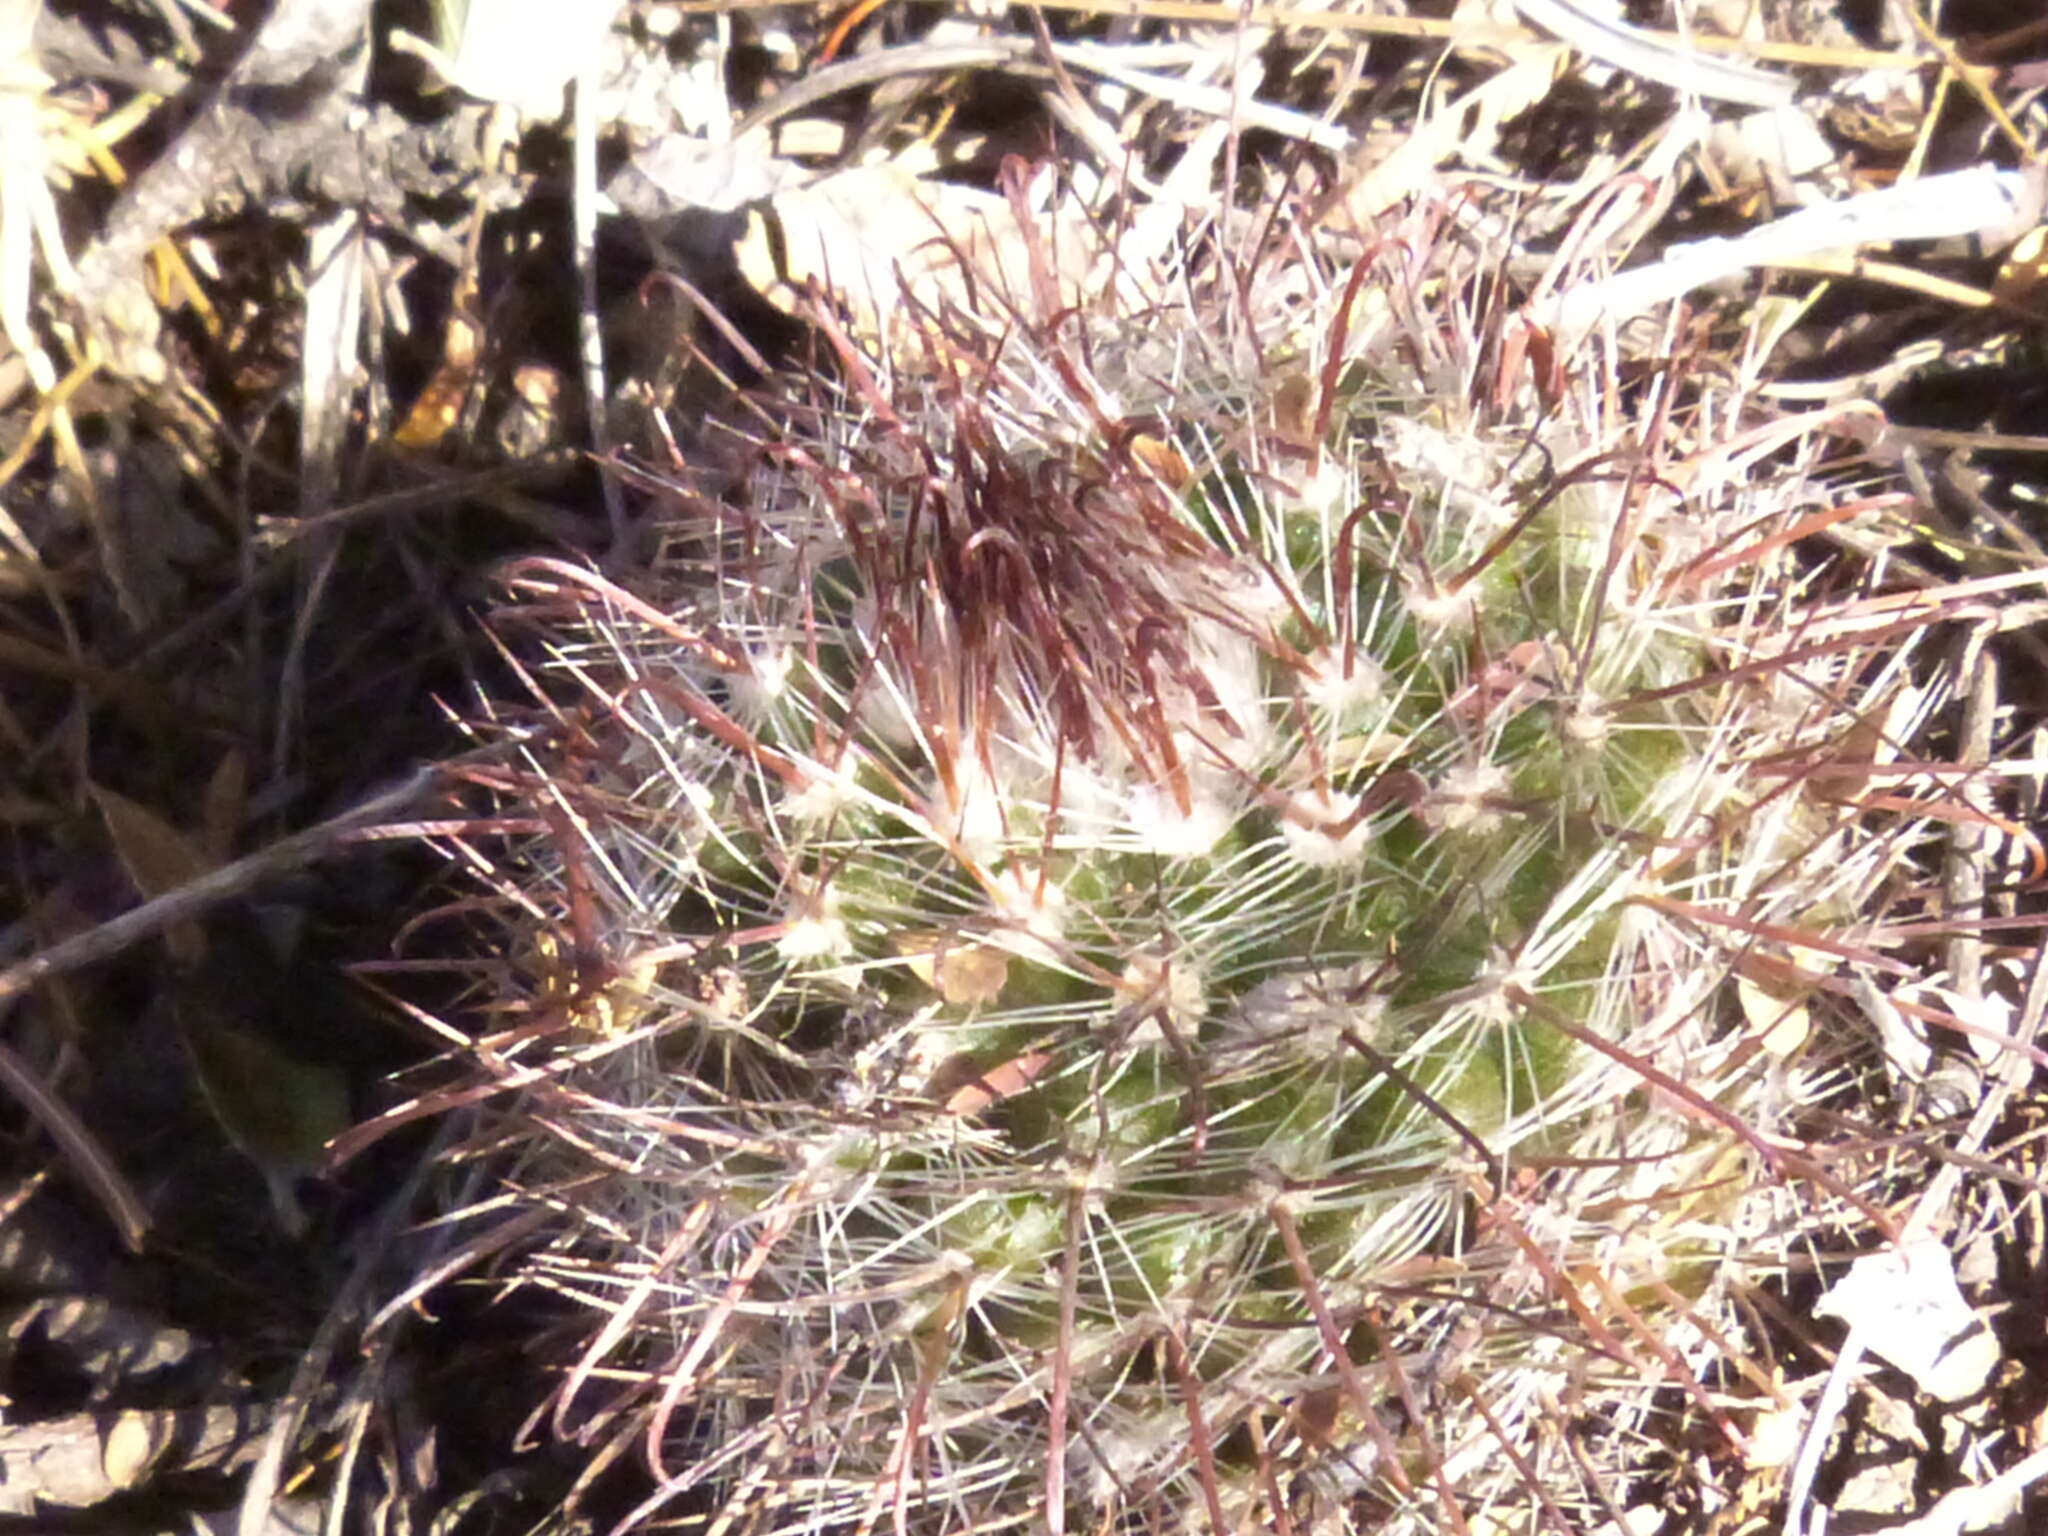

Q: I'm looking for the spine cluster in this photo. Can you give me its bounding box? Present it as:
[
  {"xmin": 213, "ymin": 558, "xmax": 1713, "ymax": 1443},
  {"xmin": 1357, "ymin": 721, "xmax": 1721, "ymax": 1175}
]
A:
[{"xmin": 459, "ymin": 183, "xmax": 1941, "ymax": 1534}]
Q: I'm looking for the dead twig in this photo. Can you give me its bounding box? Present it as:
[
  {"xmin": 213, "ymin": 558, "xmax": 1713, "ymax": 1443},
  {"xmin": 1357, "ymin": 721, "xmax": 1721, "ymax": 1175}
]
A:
[
  {"xmin": 0, "ymin": 765, "xmax": 450, "ymax": 1251},
  {"xmin": 0, "ymin": 764, "xmax": 444, "ymax": 1010}
]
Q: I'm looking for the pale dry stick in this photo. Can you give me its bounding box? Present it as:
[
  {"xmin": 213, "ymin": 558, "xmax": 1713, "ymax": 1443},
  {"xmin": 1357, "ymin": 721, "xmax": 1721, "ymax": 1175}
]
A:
[
  {"xmin": 572, "ymin": 58, "xmax": 627, "ymax": 558},
  {"xmin": 1547, "ymin": 164, "xmax": 2047, "ymax": 338},
  {"xmin": 1774, "ymin": 252, "xmax": 2048, "ymax": 319},
  {"xmin": 724, "ymin": 38, "xmax": 1083, "ymax": 136},
  {"xmin": 679, "ymin": 0, "xmax": 1931, "ymax": 72},
  {"xmin": 323, "ymin": 1394, "xmax": 374, "ymax": 1536},
  {"xmin": 1888, "ymin": 428, "xmax": 2048, "ymax": 456},
  {"xmin": 1870, "ymin": 1442, "xmax": 2048, "ymax": 1535},
  {"xmin": 1512, "ymin": 0, "xmax": 1793, "ymax": 107},
  {"xmin": 731, "ymin": 36, "xmax": 1349, "ymax": 149},
  {"xmin": 1036, "ymin": 83, "xmax": 1165, "ymax": 203},
  {"xmin": 1219, "ymin": 0, "xmax": 1257, "ymax": 265},
  {"xmin": 1067, "ymin": 39, "xmax": 1349, "ymax": 151},
  {"xmin": 1780, "ymin": 939, "xmax": 2048, "ymax": 1536},
  {"xmin": 67, "ymin": 0, "xmax": 377, "ymax": 378}
]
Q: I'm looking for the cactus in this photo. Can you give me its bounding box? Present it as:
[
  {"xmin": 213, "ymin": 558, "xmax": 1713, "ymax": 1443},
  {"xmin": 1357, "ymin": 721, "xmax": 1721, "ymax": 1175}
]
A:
[{"xmin": 452, "ymin": 182, "xmax": 1949, "ymax": 1534}]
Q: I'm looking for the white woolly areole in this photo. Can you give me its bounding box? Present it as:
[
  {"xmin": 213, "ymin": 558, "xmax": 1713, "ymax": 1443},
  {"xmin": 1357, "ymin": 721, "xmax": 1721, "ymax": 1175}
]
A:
[
  {"xmin": 776, "ymin": 885, "xmax": 851, "ymax": 962},
  {"xmin": 1379, "ymin": 414, "xmax": 1492, "ymax": 491},
  {"xmin": 1123, "ymin": 779, "xmax": 1235, "ymax": 859},
  {"xmin": 1560, "ymin": 691, "xmax": 1613, "ymax": 753},
  {"xmin": 1227, "ymin": 962, "xmax": 1383, "ymax": 1058},
  {"xmin": 1116, "ymin": 949, "xmax": 1208, "ymax": 1046},
  {"xmin": 722, "ymin": 644, "xmax": 792, "ymax": 723},
  {"xmin": 1470, "ymin": 947, "xmax": 1536, "ymax": 1028},
  {"xmin": 1279, "ymin": 786, "xmax": 1372, "ymax": 867},
  {"xmin": 1433, "ymin": 762, "xmax": 1511, "ymax": 836},
  {"xmin": 1302, "ymin": 644, "xmax": 1386, "ymax": 717},
  {"xmin": 1291, "ymin": 456, "xmax": 1352, "ymax": 519},
  {"xmin": 1404, "ymin": 576, "xmax": 1478, "ymax": 632},
  {"xmin": 780, "ymin": 766, "xmax": 853, "ymax": 825},
  {"xmin": 937, "ymin": 753, "xmax": 1011, "ymax": 863},
  {"xmin": 986, "ymin": 862, "xmax": 1067, "ymax": 945}
]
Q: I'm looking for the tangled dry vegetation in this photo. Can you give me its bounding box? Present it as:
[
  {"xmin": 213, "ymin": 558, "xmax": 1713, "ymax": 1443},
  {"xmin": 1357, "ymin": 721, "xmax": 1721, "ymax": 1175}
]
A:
[{"xmin": 0, "ymin": 0, "xmax": 2046, "ymax": 1533}]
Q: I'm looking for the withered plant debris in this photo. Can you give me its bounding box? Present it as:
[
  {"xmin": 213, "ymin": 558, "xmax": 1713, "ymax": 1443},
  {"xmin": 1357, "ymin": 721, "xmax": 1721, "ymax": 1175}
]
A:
[{"xmin": 0, "ymin": 0, "xmax": 2041, "ymax": 1533}]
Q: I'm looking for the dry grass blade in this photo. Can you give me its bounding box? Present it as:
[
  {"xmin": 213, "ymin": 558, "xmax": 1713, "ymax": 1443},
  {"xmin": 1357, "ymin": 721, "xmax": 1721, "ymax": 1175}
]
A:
[{"xmin": 0, "ymin": 1030, "xmax": 149, "ymax": 1251}]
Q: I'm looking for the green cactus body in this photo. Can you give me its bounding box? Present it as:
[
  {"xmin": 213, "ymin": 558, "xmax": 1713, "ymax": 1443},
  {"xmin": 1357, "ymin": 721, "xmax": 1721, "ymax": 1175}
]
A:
[{"xmin": 475, "ymin": 190, "xmax": 1938, "ymax": 1534}]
